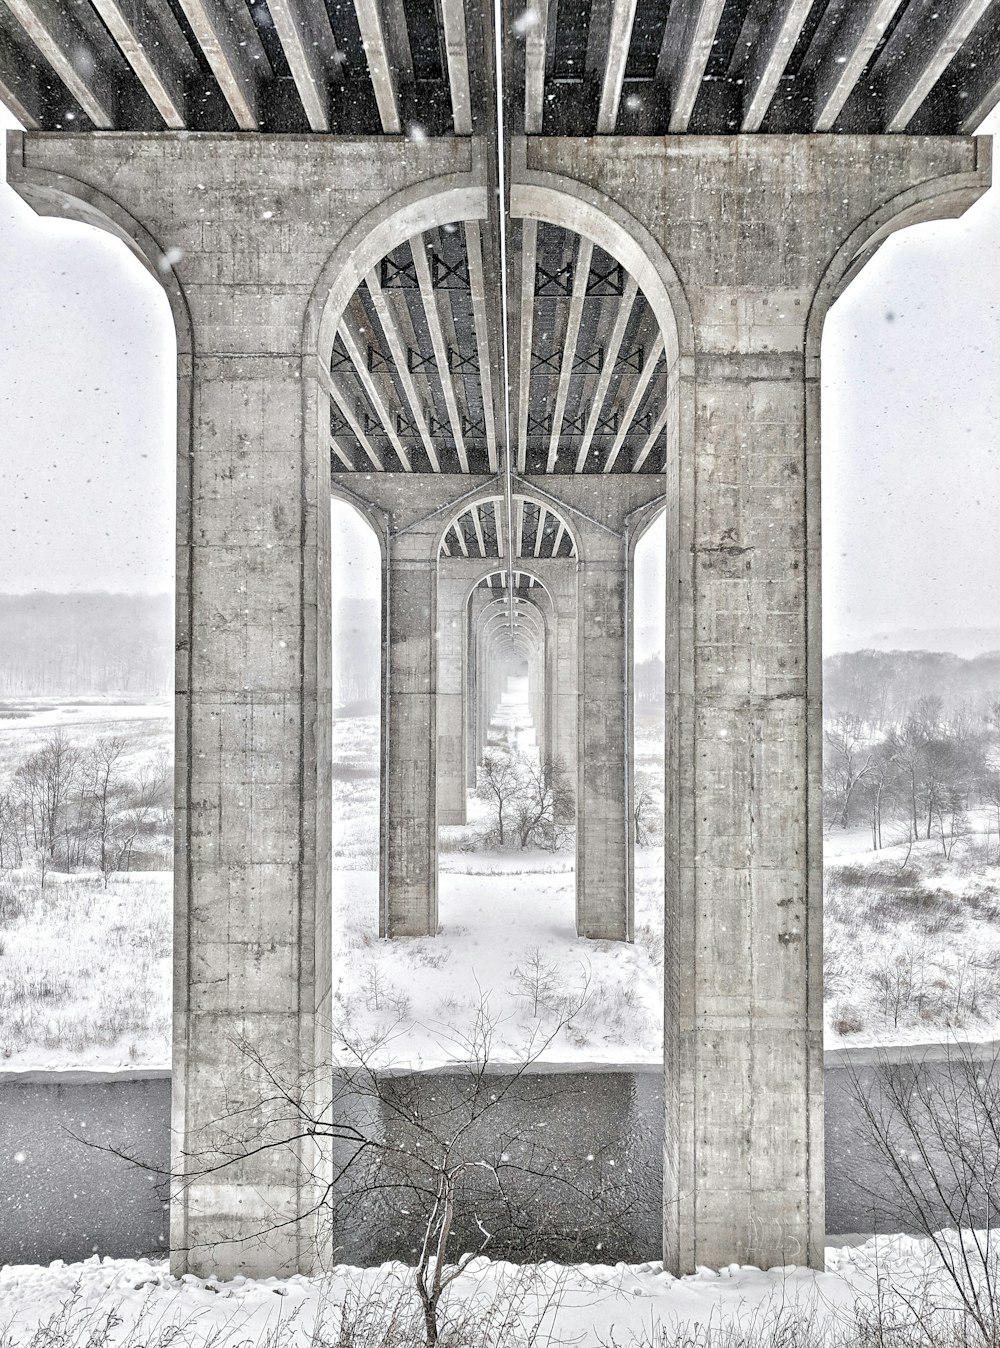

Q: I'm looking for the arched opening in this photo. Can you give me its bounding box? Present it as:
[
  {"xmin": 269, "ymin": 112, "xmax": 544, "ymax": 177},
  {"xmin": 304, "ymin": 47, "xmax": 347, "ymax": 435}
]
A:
[
  {"xmin": 0, "ymin": 106, "xmax": 176, "ymax": 1085},
  {"xmin": 819, "ymin": 110, "xmax": 1000, "ymax": 1054},
  {"xmin": 629, "ymin": 506, "xmax": 666, "ymax": 976},
  {"xmin": 312, "ymin": 180, "xmax": 682, "ymax": 1066},
  {"xmin": 329, "ymin": 496, "xmax": 383, "ymax": 961},
  {"xmin": 435, "ymin": 497, "xmax": 578, "ymax": 930}
]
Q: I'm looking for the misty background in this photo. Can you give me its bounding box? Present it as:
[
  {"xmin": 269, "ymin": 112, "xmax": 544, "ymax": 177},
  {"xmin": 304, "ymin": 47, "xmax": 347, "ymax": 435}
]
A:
[{"xmin": 1, "ymin": 102, "xmax": 999, "ymax": 699}]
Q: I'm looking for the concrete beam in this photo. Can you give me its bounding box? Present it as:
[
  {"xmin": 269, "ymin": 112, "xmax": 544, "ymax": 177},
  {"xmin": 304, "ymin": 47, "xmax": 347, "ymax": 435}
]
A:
[
  {"xmin": 631, "ymin": 400, "xmax": 670, "ymax": 472},
  {"xmin": 516, "ymin": 217, "xmax": 538, "ymax": 473},
  {"xmin": 812, "ymin": 0, "xmax": 904, "ymax": 131},
  {"xmin": 176, "ymin": 0, "xmax": 264, "ymax": 129},
  {"xmin": 547, "ymin": 239, "xmax": 592, "ymax": 470},
  {"xmin": 603, "ymin": 333, "xmax": 663, "ymax": 472},
  {"xmin": 575, "ymin": 275, "xmax": 638, "ymax": 471},
  {"xmin": 465, "ymin": 220, "xmax": 499, "ymax": 472},
  {"xmin": 659, "ymin": 0, "xmax": 727, "ymax": 133},
  {"xmin": 596, "ymin": 0, "xmax": 637, "ymax": 132},
  {"xmin": 411, "ymin": 235, "xmax": 470, "ymax": 472},
  {"xmin": 882, "ymin": 0, "xmax": 994, "ymax": 131},
  {"xmin": 440, "ymin": 0, "xmax": 472, "ymax": 134},
  {"xmin": 0, "ymin": 20, "xmax": 44, "ymax": 127},
  {"xmin": 740, "ymin": 0, "xmax": 814, "ymax": 132},
  {"xmin": 337, "ymin": 322, "xmax": 412, "ymax": 470},
  {"xmin": 4, "ymin": 0, "xmax": 118, "ymax": 126},
  {"xmin": 353, "ymin": 0, "xmax": 401, "ymax": 132},
  {"xmin": 88, "ymin": 0, "xmax": 192, "ymax": 129},
  {"xmin": 267, "ymin": 0, "xmax": 336, "ymax": 131},
  {"xmin": 326, "ymin": 374, "xmax": 385, "ymax": 470},
  {"xmin": 959, "ymin": 18, "xmax": 1000, "ymax": 130},
  {"xmin": 523, "ymin": 0, "xmax": 547, "ymax": 133},
  {"xmin": 365, "ymin": 269, "xmax": 441, "ymax": 472}
]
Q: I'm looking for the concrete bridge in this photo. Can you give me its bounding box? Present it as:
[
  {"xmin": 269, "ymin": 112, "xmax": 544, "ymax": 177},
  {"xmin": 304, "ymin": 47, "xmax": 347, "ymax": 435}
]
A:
[{"xmin": 2, "ymin": 0, "xmax": 999, "ymax": 1283}]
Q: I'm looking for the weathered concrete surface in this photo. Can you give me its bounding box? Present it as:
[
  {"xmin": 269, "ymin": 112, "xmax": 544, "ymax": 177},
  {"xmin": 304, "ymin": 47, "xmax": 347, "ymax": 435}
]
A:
[
  {"xmin": 522, "ymin": 132, "xmax": 991, "ymax": 1274},
  {"xmin": 7, "ymin": 126, "xmax": 989, "ymax": 1283},
  {"xmin": 6, "ymin": 131, "xmax": 485, "ymax": 1279}
]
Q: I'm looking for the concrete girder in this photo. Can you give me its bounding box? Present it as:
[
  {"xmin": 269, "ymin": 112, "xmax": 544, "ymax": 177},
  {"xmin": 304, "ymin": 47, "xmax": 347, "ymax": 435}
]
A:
[
  {"xmin": 440, "ymin": 0, "xmax": 472, "ymax": 135},
  {"xmin": 266, "ymin": 0, "xmax": 339, "ymax": 132},
  {"xmin": 739, "ymin": 0, "xmax": 815, "ymax": 132},
  {"xmin": 880, "ymin": 0, "xmax": 995, "ymax": 131},
  {"xmin": 596, "ymin": 0, "xmax": 637, "ymax": 132},
  {"xmin": 659, "ymin": 0, "xmax": 728, "ymax": 133},
  {"xmin": 602, "ymin": 333, "xmax": 664, "ymax": 472},
  {"xmin": 175, "ymin": 0, "xmax": 267, "ymax": 130},
  {"xmin": 3, "ymin": 0, "xmax": 121, "ymax": 127},
  {"xmin": 364, "ymin": 266, "xmax": 442, "ymax": 472},
  {"xmin": 88, "ymin": 0, "xmax": 194, "ymax": 129},
  {"xmin": 411, "ymin": 234, "xmax": 470, "ymax": 471},
  {"xmin": 522, "ymin": 0, "xmax": 547, "ymax": 133},
  {"xmin": 575, "ymin": 274, "xmax": 638, "ymax": 470},
  {"xmin": 547, "ymin": 236, "xmax": 593, "ymax": 470},
  {"xmin": 352, "ymin": 0, "xmax": 401, "ymax": 132},
  {"xmin": 324, "ymin": 370, "xmax": 386, "ymax": 470},
  {"xmin": 811, "ymin": 0, "xmax": 905, "ymax": 132},
  {"xmin": 515, "ymin": 216, "xmax": 537, "ymax": 474},
  {"xmin": 337, "ymin": 321, "xmax": 413, "ymax": 470},
  {"xmin": 0, "ymin": 17, "xmax": 45, "ymax": 127},
  {"xmin": 464, "ymin": 219, "xmax": 500, "ymax": 472}
]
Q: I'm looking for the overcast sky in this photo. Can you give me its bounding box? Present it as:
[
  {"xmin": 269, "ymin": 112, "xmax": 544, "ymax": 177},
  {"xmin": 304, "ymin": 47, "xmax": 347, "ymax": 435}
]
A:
[{"xmin": 2, "ymin": 102, "xmax": 998, "ymax": 652}]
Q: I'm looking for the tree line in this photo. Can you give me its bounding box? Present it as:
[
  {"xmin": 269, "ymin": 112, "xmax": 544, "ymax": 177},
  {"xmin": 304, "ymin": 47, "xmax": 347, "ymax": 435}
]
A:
[
  {"xmin": 0, "ymin": 732, "xmax": 171, "ymax": 883},
  {"xmin": 825, "ymin": 693, "xmax": 1000, "ymax": 855},
  {"xmin": 825, "ymin": 646, "xmax": 1000, "ymax": 731},
  {"xmin": 0, "ymin": 593, "xmax": 173, "ymax": 697}
]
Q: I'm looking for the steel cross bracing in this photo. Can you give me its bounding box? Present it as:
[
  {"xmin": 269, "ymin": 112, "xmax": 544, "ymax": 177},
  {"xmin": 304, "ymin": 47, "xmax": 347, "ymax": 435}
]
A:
[
  {"xmin": 4, "ymin": 0, "xmax": 999, "ymax": 491},
  {"xmin": 3, "ymin": 0, "xmax": 998, "ymax": 137}
]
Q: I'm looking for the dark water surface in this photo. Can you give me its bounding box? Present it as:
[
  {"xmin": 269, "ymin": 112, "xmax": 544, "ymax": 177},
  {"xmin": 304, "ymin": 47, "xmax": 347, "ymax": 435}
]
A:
[{"xmin": 0, "ymin": 1057, "xmax": 988, "ymax": 1266}]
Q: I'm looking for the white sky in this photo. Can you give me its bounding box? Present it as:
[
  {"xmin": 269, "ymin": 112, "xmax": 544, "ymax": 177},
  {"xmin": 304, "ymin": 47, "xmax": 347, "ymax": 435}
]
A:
[{"xmin": 2, "ymin": 102, "xmax": 999, "ymax": 652}]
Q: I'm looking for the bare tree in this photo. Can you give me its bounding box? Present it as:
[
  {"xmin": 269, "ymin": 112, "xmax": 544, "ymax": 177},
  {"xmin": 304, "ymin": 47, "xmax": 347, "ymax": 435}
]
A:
[
  {"xmin": 476, "ymin": 751, "xmax": 523, "ymax": 848},
  {"xmin": 97, "ymin": 992, "xmax": 648, "ymax": 1348},
  {"xmin": 847, "ymin": 1043, "xmax": 1000, "ymax": 1343},
  {"xmin": 824, "ymin": 715, "xmax": 873, "ymax": 829},
  {"xmin": 514, "ymin": 754, "xmax": 574, "ymax": 851}
]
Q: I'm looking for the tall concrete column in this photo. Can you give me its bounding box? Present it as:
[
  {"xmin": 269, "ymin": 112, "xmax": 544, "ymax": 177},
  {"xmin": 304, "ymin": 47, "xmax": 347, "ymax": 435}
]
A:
[
  {"xmin": 385, "ymin": 542, "xmax": 437, "ymax": 936},
  {"xmin": 7, "ymin": 131, "xmax": 484, "ymax": 1278},
  {"xmin": 436, "ymin": 573, "xmax": 467, "ymax": 826},
  {"xmin": 575, "ymin": 531, "xmax": 629, "ymax": 941},
  {"xmin": 522, "ymin": 132, "xmax": 990, "ymax": 1273}
]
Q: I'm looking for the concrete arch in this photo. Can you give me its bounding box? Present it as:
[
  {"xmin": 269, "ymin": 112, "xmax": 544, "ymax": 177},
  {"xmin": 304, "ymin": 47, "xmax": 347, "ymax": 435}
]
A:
[
  {"xmin": 5, "ymin": 158, "xmax": 193, "ymax": 357},
  {"xmin": 510, "ymin": 168, "xmax": 694, "ymax": 368},
  {"xmin": 806, "ymin": 146, "xmax": 992, "ymax": 360},
  {"xmin": 468, "ymin": 569, "xmax": 557, "ymax": 610},
  {"xmin": 306, "ymin": 173, "xmax": 487, "ymax": 367},
  {"xmin": 438, "ymin": 492, "xmax": 580, "ymax": 560}
]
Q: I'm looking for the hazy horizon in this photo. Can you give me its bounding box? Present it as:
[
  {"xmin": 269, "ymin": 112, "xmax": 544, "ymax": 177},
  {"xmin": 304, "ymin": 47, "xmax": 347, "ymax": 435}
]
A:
[{"xmin": 2, "ymin": 102, "xmax": 999, "ymax": 649}]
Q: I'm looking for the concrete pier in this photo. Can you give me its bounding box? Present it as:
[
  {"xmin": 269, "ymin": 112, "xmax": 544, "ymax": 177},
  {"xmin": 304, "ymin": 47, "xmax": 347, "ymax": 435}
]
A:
[{"xmin": 6, "ymin": 118, "xmax": 990, "ymax": 1278}]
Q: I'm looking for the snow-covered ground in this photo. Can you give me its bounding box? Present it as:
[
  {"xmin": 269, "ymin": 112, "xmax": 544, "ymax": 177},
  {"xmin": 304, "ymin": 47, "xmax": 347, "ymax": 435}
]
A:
[
  {"xmin": 330, "ymin": 682, "xmax": 665, "ymax": 1067},
  {"xmin": 5, "ymin": 694, "xmax": 1000, "ymax": 1069},
  {"xmin": 0, "ymin": 869, "xmax": 171, "ymax": 1070},
  {"xmin": 824, "ymin": 816, "xmax": 1000, "ymax": 1048},
  {"xmin": 0, "ymin": 1236, "xmax": 990, "ymax": 1347},
  {"xmin": 0, "ymin": 696, "xmax": 172, "ymax": 760}
]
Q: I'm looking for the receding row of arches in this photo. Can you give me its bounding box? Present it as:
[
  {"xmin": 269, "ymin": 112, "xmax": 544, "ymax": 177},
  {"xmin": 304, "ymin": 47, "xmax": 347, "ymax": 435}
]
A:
[{"xmin": 330, "ymin": 485, "xmax": 665, "ymax": 945}]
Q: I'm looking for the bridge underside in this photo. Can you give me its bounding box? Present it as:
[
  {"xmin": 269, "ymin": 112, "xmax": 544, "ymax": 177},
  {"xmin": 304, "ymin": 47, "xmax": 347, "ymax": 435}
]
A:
[{"xmin": 3, "ymin": 0, "xmax": 999, "ymax": 1293}]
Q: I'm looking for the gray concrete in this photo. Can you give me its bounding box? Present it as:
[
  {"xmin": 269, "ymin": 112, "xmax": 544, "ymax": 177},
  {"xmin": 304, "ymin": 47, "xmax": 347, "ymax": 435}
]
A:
[
  {"xmin": 6, "ymin": 1057, "xmax": 991, "ymax": 1266},
  {"xmin": 517, "ymin": 132, "xmax": 992, "ymax": 1274},
  {"xmin": 5, "ymin": 126, "xmax": 990, "ymax": 1281}
]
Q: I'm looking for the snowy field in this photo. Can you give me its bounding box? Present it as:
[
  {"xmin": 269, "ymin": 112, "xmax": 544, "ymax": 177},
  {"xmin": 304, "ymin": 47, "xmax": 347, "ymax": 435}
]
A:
[
  {"xmin": 0, "ymin": 1236, "xmax": 993, "ymax": 1347},
  {"xmin": 0, "ymin": 696, "xmax": 172, "ymax": 761},
  {"xmin": 4, "ymin": 695, "xmax": 1000, "ymax": 1068}
]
